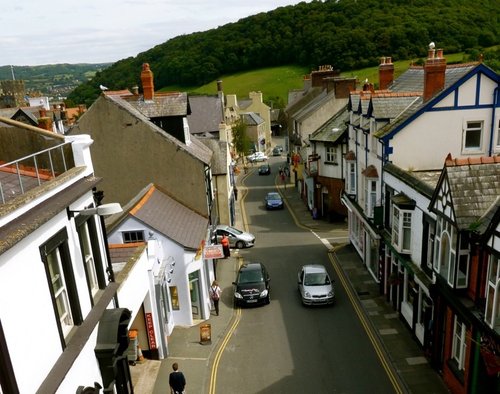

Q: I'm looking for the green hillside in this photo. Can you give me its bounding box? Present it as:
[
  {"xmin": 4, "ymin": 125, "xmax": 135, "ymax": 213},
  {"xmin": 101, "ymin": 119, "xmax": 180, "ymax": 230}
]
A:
[{"xmin": 67, "ymin": 0, "xmax": 500, "ymax": 108}]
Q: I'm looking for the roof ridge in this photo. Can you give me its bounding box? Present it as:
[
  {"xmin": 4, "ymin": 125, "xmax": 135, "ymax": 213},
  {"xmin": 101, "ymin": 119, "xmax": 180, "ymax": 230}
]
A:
[{"xmin": 445, "ymin": 154, "xmax": 500, "ymax": 166}]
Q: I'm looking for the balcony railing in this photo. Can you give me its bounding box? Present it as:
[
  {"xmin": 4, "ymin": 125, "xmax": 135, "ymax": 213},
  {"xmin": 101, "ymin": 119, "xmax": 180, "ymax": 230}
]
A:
[{"xmin": 0, "ymin": 142, "xmax": 74, "ymax": 204}]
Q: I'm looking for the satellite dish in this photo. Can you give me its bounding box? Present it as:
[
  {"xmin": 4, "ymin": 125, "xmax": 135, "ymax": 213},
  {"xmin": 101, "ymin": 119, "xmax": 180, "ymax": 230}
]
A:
[
  {"xmin": 99, "ymin": 84, "xmax": 109, "ymax": 91},
  {"xmin": 429, "ymin": 42, "xmax": 435, "ymax": 49}
]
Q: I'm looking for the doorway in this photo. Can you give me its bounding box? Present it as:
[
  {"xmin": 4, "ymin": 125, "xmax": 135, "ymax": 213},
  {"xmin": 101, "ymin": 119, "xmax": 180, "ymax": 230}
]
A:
[{"xmin": 189, "ymin": 271, "xmax": 202, "ymax": 320}]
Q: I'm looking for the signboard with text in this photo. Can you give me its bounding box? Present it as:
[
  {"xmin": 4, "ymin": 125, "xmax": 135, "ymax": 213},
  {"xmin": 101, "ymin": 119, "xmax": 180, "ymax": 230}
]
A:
[{"xmin": 203, "ymin": 244, "xmax": 224, "ymax": 259}]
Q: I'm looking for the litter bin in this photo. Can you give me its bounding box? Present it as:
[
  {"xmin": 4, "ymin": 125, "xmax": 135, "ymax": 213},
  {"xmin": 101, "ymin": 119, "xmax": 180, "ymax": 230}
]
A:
[{"xmin": 128, "ymin": 329, "xmax": 138, "ymax": 365}]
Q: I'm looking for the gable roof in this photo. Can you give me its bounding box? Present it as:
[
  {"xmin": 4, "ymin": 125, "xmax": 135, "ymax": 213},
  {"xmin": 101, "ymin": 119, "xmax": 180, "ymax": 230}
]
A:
[
  {"xmin": 100, "ymin": 93, "xmax": 212, "ymax": 165},
  {"xmin": 285, "ymin": 87, "xmax": 324, "ymax": 117},
  {"xmin": 309, "ymin": 105, "xmax": 349, "ymax": 143},
  {"xmin": 108, "ymin": 184, "xmax": 208, "ymax": 250},
  {"xmin": 241, "ymin": 112, "xmax": 264, "ymax": 126},
  {"xmin": 200, "ymin": 138, "xmax": 228, "ymax": 175},
  {"xmin": 434, "ymin": 156, "xmax": 500, "ymax": 231},
  {"xmin": 187, "ymin": 95, "xmax": 223, "ymax": 135}
]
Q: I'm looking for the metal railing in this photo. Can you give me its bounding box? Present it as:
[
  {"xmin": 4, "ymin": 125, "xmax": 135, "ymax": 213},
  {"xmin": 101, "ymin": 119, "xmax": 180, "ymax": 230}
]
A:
[{"xmin": 0, "ymin": 142, "xmax": 73, "ymax": 204}]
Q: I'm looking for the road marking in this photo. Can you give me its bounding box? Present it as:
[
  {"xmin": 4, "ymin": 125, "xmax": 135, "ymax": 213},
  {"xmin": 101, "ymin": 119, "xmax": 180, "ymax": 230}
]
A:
[{"xmin": 328, "ymin": 250, "xmax": 404, "ymax": 394}]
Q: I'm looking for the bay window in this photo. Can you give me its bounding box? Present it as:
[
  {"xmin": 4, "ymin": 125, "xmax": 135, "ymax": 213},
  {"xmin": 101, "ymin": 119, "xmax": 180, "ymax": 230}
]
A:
[{"xmin": 391, "ymin": 205, "xmax": 412, "ymax": 253}]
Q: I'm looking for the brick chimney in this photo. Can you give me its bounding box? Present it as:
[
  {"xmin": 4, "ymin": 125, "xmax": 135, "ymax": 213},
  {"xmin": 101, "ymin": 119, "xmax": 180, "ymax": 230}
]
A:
[
  {"xmin": 424, "ymin": 47, "xmax": 446, "ymax": 101},
  {"xmin": 141, "ymin": 63, "xmax": 155, "ymax": 101},
  {"xmin": 379, "ymin": 57, "xmax": 394, "ymax": 90}
]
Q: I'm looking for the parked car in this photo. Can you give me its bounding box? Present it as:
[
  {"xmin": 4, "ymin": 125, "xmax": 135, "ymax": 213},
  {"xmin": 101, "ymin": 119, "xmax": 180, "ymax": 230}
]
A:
[
  {"xmin": 272, "ymin": 146, "xmax": 282, "ymax": 156},
  {"xmin": 265, "ymin": 192, "xmax": 284, "ymax": 210},
  {"xmin": 233, "ymin": 262, "xmax": 270, "ymax": 306},
  {"xmin": 247, "ymin": 152, "xmax": 268, "ymax": 162},
  {"xmin": 213, "ymin": 225, "xmax": 255, "ymax": 249},
  {"xmin": 297, "ymin": 264, "xmax": 335, "ymax": 306},
  {"xmin": 258, "ymin": 164, "xmax": 271, "ymax": 175}
]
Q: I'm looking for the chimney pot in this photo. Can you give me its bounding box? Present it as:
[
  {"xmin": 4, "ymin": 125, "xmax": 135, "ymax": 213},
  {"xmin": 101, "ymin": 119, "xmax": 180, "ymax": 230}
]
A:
[
  {"xmin": 379, "ymin": 55, "xmax": 394, "ymax": 90},
  {"xmin": 424, "ymin": 48, "xmax": 446, "ymax": 101}
]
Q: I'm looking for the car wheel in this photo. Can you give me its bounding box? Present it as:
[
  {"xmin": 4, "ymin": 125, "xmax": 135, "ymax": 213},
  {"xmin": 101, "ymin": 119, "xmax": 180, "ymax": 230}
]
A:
[
  {"xmin": 265, "ymin": 295, "xmax": 270, "ymax": 305},
  {"xmin": 235, "ymin": 241, "xmax": 244, "ymax": 249}
]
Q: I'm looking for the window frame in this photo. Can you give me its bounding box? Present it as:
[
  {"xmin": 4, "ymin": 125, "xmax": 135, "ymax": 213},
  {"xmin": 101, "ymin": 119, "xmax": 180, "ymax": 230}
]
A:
[
  {"xmin": 346, "ymin": 161, "xmax": 356, "ymax": 195},
  {"xmin": 451, "ymin": 316, "xmax": 467, "ymax": 371},
  {"xmin": 364, "ymin": 178, "xmax": 377, "ymax": 218},
  {"xmin": 122, "ymin": 230, "xmax": 145, "ymax": 244},
  {"xmin": 391, "ymin": 205, "xmax": 412, "ymax": 253},
  {"xmin": 462, "ymin": 120, "xmax": 483, "ymax": 152},
  {"xmin": 485, "ymin": 254, "xmax": 500, "ymax": 330},
  {"xmin": 40, "ymin": 228, "xmax": 82, "ymax": 348},
  {"xmin": 325, "ymin": 145, "xmax": 338, "ymax": 164}
]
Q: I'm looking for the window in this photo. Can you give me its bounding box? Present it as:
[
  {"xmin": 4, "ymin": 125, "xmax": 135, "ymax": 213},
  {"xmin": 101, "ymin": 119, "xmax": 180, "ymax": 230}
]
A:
[
  {"xmin": 463, "ymin": 120, "xmax": 483, "ymax": 151},
  {"xmin": 391, "ymin": 205, "xmax": 412, "ymax": 253},
  {"xmin": 456, "ymin": 233, "xmax": 470, "ymax": 289},
  {"xmin": 485, "ymin": 255, "xmax": 500, "ymax": 331},
  {"xmin": 451, "ymin": 316, "xmax": 467, "ymax": 370},
  {"xmin": 325, "ymin": 146, "xmax": 337, "ymax": 163},
  {"xmin": 77, "ymin": 218, "xmax": 104, "ymax": 299},
  {"xmin": 169, "ymin": 286, "xmax": 180, "ymax": 310},
  {"xmin": 434, "ymin": 218, "xmax": 457, "ymax": 286},
  {"xmin": 40, "ymin": 229, "xmax": 82, "ymax": 345},
  {"xmin": 346, "ymin": 162, "xmax": 356, "ymax": 194},
  {"xmin": 364, "ymin": 179, "xmax": 377, "ymax": 217},
  {"xmin": 123, "ymin": 230, "xmax": 145, "ymax": 243}
]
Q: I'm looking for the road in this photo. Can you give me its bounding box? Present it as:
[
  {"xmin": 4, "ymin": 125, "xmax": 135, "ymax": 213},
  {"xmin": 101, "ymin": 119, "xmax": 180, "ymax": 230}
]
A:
[{"xmin": 213, "ymin": 155, "xmax": 398, "ymax": 394}]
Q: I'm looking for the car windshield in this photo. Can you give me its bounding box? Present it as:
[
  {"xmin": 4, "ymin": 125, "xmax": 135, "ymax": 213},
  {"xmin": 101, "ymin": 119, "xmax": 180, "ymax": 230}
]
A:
[
  {"xmin": 304, "ymin": 273, "xmax": 330, "ymax": 286},
  {"xmin": 227, "ymin": 227, "xmax": 243, "ymax": 235},
  {"xmin": 267, "ymin": 193, "xmax": 280, "ymax": 200},
  {"xmin": 238, "ymin": 269, "xmax": 264, "ymax": 283}
]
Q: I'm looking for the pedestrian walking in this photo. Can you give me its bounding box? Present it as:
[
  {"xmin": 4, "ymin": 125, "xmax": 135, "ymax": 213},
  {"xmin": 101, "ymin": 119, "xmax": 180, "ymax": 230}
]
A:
[
  {"xmin": 169, "ymin": 362, "xmax": 186, "ymax": 394},
  {"xmin": 281, "ymin": 172, "xmax": 286, "ymax": 189},
  {"xmin": 221, "ymin": 234, "xmax": 230, "ymax": 258},
  {"xmin": 210, "ymin": 280, "xmax": 222, "ymax": 315}
]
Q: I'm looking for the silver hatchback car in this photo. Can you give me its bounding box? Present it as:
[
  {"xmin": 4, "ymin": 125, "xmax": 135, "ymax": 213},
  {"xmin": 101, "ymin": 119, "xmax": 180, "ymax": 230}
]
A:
[{"xmin": 297, "ymin": 264, "xmax": 335, "ymax": 305}]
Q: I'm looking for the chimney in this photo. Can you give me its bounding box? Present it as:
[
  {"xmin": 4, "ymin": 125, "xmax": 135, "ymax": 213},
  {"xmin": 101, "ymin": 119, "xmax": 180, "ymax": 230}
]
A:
[
  {"xmin": 38, "ymin": 116, "xmax": 52, "ymax": 131},
  {"xmin": 141, "ymin": 63, "xmax": 155, "ymax": 101},
  {"xmin": 379, "ymin": 57, "xmax": 394, "ymax": 90},
  {"xmin": 424, "ymin": 47, "xmax": 446, "ymax": 101}
]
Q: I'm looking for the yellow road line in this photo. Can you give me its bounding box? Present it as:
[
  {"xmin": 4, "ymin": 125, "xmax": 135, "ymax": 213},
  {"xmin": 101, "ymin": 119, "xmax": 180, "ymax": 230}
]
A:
[{"xmin": 328, "ymin": 250, "xmax": 403, "ymax": 394}]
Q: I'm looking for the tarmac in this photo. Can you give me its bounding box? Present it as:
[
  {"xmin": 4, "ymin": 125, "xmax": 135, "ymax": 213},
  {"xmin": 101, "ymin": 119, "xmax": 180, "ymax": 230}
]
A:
[{"xmin": 129, "ymin": 163, "xmax": 450, "ymax": 394}]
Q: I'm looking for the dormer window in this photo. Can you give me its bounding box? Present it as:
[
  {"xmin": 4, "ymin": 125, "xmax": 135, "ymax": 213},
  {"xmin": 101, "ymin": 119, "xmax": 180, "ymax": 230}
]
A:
[{"xmin": 391, "ymin": 194, "xmax": 415, "ymax": 254}]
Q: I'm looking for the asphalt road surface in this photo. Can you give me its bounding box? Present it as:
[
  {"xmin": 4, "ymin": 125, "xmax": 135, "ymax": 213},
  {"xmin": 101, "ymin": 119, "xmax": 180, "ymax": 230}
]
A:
[{"xmin": 215, "ymin": 156, "xmax": 397, "ymax": 394}]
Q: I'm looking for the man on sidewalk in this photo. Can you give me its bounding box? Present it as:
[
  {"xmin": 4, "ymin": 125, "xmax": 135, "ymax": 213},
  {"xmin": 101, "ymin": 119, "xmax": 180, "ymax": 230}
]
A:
[{"xmin": 169, "ymin": 362, "xmax": 186, "ymax": 394}]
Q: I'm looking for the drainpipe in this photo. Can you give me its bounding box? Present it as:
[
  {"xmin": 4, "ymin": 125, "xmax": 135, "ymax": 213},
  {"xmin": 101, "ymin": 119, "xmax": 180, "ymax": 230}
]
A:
[{"xmin": 488, "ymin": 84, "xmax": 499, "ymax": 156}]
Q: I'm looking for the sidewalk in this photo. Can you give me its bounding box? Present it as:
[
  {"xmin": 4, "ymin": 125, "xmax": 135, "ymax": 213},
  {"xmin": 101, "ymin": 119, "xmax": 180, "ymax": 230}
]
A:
[{"xmin": 132, "ymin": 168, "xmax": 450, "ymax": 394}]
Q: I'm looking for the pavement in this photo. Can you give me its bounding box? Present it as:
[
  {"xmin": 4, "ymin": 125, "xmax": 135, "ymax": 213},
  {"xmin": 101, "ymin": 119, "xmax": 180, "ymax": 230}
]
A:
[{"xmin": 130, "ymin": 163, "xmax": 450, "ymax": 394}]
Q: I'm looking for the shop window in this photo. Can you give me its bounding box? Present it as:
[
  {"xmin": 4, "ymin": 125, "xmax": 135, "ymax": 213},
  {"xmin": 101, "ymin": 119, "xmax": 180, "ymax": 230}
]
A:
[{"xmin": 169, "ymin": 286, "xmax": 180, "ymax": 310}]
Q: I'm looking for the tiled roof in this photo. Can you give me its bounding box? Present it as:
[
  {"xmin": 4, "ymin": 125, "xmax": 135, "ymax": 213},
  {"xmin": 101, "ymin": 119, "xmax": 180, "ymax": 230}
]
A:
[
  {"xmin": 374, "ymin": 98, "xmax": 423, "ymax": 138},
  {"xmin": 369, "ymin": 95, "xmax": 421, "ymax": 120},
  {"xmin": 187, "ymin": 95, "xmax": 223, "ymax": 135},
  {"xmin": 285, "ymin": 87, "xmax": 324, "ymax": 117},
  {"xmin": 124, "ymin": 184, "xmax": 208, "ymax": 250},
  {"xmin": 200, "ymin": 138, "xmax": 228, "ymax": 175},
  {"xmin": 445, "ymin": 157, "xmax": 500, "ymax": 230},
  {"xmin": 309, "ymin": 105, "xmax": 349, "ymax": 143},
  {"xmin": 294, "ymin": 89, "xmax": 332, "ymax": 122},
  {"xmin": 384, "ymin": 163, "xmax": 440, "ymax": 197}
]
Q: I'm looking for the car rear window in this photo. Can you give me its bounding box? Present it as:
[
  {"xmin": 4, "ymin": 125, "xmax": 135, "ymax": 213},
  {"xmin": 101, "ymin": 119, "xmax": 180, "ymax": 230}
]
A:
[{"xmin": 238, "ymin": 269, "xmax": 263, "ymax": 283}]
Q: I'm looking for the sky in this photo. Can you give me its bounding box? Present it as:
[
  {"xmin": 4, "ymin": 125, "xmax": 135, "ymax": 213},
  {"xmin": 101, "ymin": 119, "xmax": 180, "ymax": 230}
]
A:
[{"xmin": 1, "ymin": 0, "xmax": 309, "ymax": 67}]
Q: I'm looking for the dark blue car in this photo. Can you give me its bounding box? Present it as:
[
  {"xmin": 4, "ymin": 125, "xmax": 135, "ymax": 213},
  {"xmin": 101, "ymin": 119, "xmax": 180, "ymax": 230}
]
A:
[{"xmin": 265, "ymin": 192, "xmax": 284, "ymax": 210}]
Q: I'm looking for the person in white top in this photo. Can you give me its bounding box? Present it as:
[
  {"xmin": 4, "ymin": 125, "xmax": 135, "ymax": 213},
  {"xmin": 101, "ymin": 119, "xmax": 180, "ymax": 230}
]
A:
[{"xmin": 210, "ymin": 280, "xmax": 222, "ymax": 316}]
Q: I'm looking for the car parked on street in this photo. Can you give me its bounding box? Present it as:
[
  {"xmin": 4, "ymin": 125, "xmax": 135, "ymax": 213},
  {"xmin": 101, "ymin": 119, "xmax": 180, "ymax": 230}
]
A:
[
  {"xmin": 297, "ymin": 264, "xmax": 335, "ymax": 306},
  {"xmin": 272, "ymin": 146, "xmax": 282, "ymax": 156},
  {"xmin": 265, "ymin": 192, "xmax": 284, "ymax": 210},
  {"xmin": 247, "ymin": 151, "xmax": 268, "ymax": 162},
  {"xmin": 233, "ymin": 262, "xmax": 270, "ymax": 306},
  {"xmin": 213, "ymin": 225, "xmax": 255, "ymax": 249},
  {"xmin": 258, "ymin": 164, "xmax": 271, "ymax": 175}
]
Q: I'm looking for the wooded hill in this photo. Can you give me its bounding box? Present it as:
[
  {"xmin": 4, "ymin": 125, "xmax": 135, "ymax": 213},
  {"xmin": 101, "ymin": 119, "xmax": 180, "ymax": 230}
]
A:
[{"xmin": 67, "ymin": 0, "xmax": 500, "ymax": 107}]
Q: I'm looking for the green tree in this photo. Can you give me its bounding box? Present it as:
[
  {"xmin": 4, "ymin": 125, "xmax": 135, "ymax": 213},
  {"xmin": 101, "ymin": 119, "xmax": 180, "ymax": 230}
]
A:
[{"xmin": 231, "ymin": 118, "xmax": 252, "ymax": 164}]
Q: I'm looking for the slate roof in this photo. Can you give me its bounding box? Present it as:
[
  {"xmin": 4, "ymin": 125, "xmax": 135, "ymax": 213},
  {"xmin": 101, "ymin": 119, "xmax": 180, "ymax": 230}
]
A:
[
  {"xmin": 200, "ymin": 138, "xmax": 228, "ymax": 175},
  {"xmin": 309, "ymin": 105, "xmax": 349, "ymax": 143},
  {"xmin": 384, "ymin": 163, "xmax": 440, "ymax": 198},
  {"xmin": 103, "ymin": 93, "xmax": 212, "ymax": 165},
  {"xmin": 241, "ymin": 112, "xmax": 264, "ymax": 126},
  {"xmin": 293, "ymin": 89, "xmax": 331, "ymax": 122},
  {"xmin": 444, "ymin": 157, "xmax": 500, "ymax": 230},
  {"xmin": 285, "ymin": 87, "xmax": 324, "ymax": 118},
  {"xmin": 187, "ymin": 95, "xmax": 223, "ymax": 135},
  {"xmin": 109, "ymin": 184, "xmax": 208, "ymax": 250},
  {"xmin": 368, "ymin": 94, "xmax": 421, "ymax": 120},
  {"xmin": 122, "ymin": 91, "xmax": 190, "ymax": 118}
]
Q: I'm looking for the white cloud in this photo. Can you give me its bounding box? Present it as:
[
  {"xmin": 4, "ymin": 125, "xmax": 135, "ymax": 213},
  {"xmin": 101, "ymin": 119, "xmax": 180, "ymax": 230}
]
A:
[{"xmin": 1, "ymin": 0, "xmax": 308, "ymax": 66}]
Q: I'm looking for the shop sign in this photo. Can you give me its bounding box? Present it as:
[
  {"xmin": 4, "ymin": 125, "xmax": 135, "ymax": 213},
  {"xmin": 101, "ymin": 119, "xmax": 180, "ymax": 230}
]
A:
[
  {"xmin": 145, "ymin": 313, "xmax": 157, "ymax": 349},
  {"xmin": 203, "ymin": 244, "xmax": 224, "ymax": 259}
]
